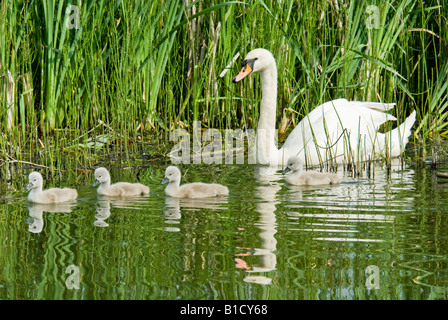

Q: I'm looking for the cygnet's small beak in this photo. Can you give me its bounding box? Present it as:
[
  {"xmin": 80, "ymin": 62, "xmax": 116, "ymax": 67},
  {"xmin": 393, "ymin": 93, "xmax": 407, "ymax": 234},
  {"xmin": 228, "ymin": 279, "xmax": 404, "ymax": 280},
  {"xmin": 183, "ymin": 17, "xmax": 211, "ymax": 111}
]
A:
[
  {"xmin": 92, "ymin": 179, "xmax": 99, "ymax": 187},
  {"xmin": 281, "ymin": 167, "xmax": 291, "ymax": 175},
  {"xmin": 25, "ymin": 183, "xmax": 33, "ymax": 191},
  {"xmin": 161, "ymin": 177, "xmax": 169, "ymax": 185}
]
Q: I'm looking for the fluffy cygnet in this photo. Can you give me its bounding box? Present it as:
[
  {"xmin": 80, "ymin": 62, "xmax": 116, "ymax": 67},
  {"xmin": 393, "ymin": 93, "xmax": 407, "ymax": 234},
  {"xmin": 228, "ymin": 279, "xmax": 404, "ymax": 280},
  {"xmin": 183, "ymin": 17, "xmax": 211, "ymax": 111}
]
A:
[
  {"xmin": 282, "ymin": 156, "xmax": 339, "ymax": 185},
  {"xmin": 26, "ymin": 172, "xmax": 78, "ymax": 204},
  {"xmin": 161, "ymin": 166, "xmax": 229, "ymax": 198},
  {"xmin": 93, "ymin": 167, "xmax": 150, "ymax": 196}
]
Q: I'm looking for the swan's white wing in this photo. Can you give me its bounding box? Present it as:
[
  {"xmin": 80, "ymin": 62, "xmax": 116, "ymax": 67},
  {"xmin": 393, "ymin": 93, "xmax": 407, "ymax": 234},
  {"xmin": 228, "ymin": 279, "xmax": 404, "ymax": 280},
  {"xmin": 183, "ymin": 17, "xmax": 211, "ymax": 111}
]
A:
[
  {"xmin": 349, "ymin": 100, "xmax": 396, "ymax": 112},
  {"xmin": 280, "ymin": 99, "xmax": 399, "ymax": 164},
  {"xmin": 304, "ymin": 99, "xmax": 397, "ymax": 129}
]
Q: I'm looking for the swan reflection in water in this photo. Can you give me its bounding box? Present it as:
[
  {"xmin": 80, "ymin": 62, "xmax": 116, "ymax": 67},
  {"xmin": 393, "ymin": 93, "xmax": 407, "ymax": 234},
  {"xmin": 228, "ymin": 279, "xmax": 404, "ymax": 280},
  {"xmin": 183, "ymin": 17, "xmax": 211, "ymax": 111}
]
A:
[
  {"xmin": 94, "ymin": 195, "xmax": 150, "ymax": 227},
  {"xmin": 27, "ymin": 202, "xmax": 77, "ymax": 233},
  {"xmin": 234, "ymin": 165, "xmax": 281, "ymax": 285},
  {"xmin": 95, "ymin": 198, "xmax": 111, "ymax": 227},
  {"xmin": 162, "ymin": 196, "xmax": 228, "ymax": 232},
  {"xmin": 234, "ymin": 161, "xmax": 412, "ymax": 285}
]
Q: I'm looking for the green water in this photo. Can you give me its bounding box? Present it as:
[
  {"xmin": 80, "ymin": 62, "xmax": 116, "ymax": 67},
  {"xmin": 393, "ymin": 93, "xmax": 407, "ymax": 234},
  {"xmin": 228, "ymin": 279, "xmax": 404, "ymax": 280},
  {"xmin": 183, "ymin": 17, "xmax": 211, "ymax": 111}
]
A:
[{"xmin": 1, "ymin": 162, "xmax": 448, "ymax": 300}]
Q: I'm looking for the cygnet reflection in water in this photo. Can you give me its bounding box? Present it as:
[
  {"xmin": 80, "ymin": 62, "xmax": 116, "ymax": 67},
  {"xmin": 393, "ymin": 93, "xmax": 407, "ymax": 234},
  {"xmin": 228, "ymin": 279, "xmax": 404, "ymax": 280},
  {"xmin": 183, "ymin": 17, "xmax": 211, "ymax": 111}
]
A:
[{"xmin": 27, "ymin": 202, "xmax": 76, "ymax": 233}]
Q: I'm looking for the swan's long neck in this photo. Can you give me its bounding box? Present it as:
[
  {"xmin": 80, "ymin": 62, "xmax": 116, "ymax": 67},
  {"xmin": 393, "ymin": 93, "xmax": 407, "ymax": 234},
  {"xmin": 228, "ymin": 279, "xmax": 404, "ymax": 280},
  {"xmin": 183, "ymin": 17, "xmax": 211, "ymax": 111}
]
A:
[
  {"xmin": 293, "ymin": 166, "xmax": 303, "ymax": 176},
  {"xmin": 172, "ymin": 179, "xmax": 180, "ymax": 190},
  {"xmin": 28, "ymin": 184, "xmax": 42, "ymax": 201},
  {"xmin": 165, "ymin": 180, "xmax": 180, "ymax": 197},
  {"xmin": 31, "ymin": 187, "xmax": 42, "ymax": 196},
  {"xmin": 99, "ymin": 179, "xmax": 111, "ymax": 193},
  {"xmin": 103, "ymin": 179, "xmax": 111, "ymax": 188},
  {"xmin": 257, "ymin": 63, "xmax": 280, "ymax": 165}
]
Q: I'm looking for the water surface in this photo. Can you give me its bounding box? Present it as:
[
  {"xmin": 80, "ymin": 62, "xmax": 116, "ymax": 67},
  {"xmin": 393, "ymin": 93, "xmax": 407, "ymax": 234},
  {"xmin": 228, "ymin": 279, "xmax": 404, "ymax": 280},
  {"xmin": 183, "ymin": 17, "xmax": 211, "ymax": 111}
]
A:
[{"xmin": 1, "ymin": 162, "xmax": 448, "ymax": 300}]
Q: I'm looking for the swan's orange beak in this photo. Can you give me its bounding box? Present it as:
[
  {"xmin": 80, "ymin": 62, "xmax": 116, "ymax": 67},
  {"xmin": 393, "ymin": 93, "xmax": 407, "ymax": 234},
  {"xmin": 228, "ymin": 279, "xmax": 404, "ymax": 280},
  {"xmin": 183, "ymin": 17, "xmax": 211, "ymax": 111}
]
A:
[{"xmin": 232, "ymin": 63, "xmax": 253, "ymax": 83}]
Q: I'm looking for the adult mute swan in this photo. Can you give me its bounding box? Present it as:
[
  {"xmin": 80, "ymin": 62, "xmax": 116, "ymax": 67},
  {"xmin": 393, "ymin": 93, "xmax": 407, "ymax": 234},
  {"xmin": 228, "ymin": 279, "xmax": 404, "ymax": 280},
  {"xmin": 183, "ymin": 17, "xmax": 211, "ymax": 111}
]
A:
[
  {"xmin": 233, "ymin": 48, "xmax": 416, "ymax": 166},
  {"xmin": 26, "ymin": 172, "xmax": 78, "ymax": 203},
  {"xmin": 161, "ymin": 166, "xmax": 229, "ymax": 198},
  {"xmin": 93, "ymin": 167, "xmax": 150, "ymax": 197},
  {"xmin": 282, "ymin": 156, "xmax": 339, "ymax": 186}
]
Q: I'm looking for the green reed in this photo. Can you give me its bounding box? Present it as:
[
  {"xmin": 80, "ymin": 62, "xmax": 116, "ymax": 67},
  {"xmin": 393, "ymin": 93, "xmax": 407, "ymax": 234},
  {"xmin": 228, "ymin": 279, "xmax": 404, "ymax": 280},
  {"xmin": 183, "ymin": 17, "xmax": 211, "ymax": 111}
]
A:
[{"xmin": 1, "ymin": 0, "xmax": 447, "ymax": 188}]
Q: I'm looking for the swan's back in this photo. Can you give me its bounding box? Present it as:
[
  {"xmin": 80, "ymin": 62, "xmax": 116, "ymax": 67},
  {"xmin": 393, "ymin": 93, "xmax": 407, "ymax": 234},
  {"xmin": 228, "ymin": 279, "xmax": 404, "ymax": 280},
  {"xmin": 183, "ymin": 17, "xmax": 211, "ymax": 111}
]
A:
[
  {"xmin": 98, "ymin": 182, "xmax": 150, "ymax": 197},
  {"xmin": 283, "ymin": 99, "xmax": 396, "ymax": 149},
  {"xmin": 28, "ymin": 187, "xmax": 78, "ymax": 204},
  {"xmin": 178, "ymin": 182, "xmax": 229, "ymax": 198},
  {"xmin": 285, "ymin": 171, "xmax": 339, "ymax": 186},
  {"xmin": 280, "ymin": 99, "xmax": 414, "ymax": 165}
]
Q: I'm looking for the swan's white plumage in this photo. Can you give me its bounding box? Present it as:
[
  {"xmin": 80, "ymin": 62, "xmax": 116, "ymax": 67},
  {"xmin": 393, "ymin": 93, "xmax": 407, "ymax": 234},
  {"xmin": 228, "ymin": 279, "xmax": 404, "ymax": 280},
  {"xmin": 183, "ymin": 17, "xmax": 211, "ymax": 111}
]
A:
[
  {"xmin": 161, "ymin": 166, "xmax": 229, "ymax": 198},
  {"xmin": 282, "ymin": 156, "xmax": 339, "ymax": 186},
  {"xmin": 26, "ymin": 172, "xmax": 78, "ymax": 204},
  {"xmin": 93, "ymin": 167, "xmax": 150, "ymax": 197},
  {"xmin": 233, "ymin": 48, "xmax": 417, "ymax": 166}
]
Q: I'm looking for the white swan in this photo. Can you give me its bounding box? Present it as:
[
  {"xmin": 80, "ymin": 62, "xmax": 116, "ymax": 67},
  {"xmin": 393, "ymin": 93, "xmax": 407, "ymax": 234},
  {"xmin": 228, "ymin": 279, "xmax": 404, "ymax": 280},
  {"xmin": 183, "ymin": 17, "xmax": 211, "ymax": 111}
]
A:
[
  {"xmin": 26, "ymin": 172, "xmax": 78, "ymax": 203},
  {"xmin": 161, "ymin": 166, "xmax": 229, "ymax": 198},
  {"xmin": 233, "ymin": 48, "xmax": 416, "ymax": 166},
  {"xmin": 282, "ymin": 156, "xmax": 339, "ymax": 186},
  {"xmin": 93, "ymin": 167, "xmax": 150, "ymax": 197}
]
